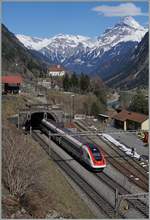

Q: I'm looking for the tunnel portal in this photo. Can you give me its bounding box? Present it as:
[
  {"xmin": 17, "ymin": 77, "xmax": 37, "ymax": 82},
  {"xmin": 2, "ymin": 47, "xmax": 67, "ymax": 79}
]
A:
[{"xmin": 25, "ymin": 111, "xmax": 56, "ymax": 130}]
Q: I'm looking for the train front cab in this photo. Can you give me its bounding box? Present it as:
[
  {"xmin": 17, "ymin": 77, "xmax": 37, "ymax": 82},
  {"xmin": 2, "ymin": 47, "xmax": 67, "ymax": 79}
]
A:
[{"xmin": 84, "ymin": 143, "xmax": 106, "ymax": 172}]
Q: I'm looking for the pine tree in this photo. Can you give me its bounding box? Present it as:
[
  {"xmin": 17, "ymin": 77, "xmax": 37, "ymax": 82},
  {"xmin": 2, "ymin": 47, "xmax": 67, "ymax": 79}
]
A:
[
  {"xmin": 70, "ymin": 72, "xmax": 79, "ymax": 91},
  {"xmin": 79, "ymin": 73, "xmax": 90, "ymax": 93},
  {"xmin": 63, "ymin": 73, "xmax": 70, "ymax": 91}
]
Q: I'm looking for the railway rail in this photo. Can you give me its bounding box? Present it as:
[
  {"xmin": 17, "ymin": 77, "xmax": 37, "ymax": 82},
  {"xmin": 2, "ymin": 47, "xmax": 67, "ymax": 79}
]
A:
[
  {"xmin": 95, "ymin": 173, "xmax": 149, "ymax": 217},
  {"xmin": 80, "ymin": 119, "xmax": 149, "ymax": 174},
  {"xmin": 32, "ymin": 129, "xmax": 148, "ymax": 218},
  {"xmin": 100, "ymin": 136, "xmax": 148, "ymax": 174},
  {"xmin": 74, "ymin": 120, "xmax": 148, "ymax": 192},
  {"xmin": 32, "ymin": 130, "xmax": 123, "ymax": 218}
]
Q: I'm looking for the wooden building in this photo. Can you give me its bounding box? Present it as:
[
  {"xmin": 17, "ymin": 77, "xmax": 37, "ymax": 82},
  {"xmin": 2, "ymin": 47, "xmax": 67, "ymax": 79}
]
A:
[
  {"xmin": 113, "ymin": 109, "xmax": 149, "ymax": 131},
  {"xmin": 2, "ymin": 75, "xmax": 23, "ymax": 94}
]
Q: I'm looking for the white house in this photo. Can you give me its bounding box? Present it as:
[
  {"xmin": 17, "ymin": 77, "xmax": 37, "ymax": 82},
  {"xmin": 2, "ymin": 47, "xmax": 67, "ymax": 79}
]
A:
[{"xmin": 48, "ymin": 64, "xmax": 65, "ymax": 77}]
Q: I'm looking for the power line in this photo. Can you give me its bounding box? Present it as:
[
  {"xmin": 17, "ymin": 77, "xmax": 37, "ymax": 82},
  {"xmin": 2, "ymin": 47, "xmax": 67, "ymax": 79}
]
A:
[
  {"xmin": 115, "ymin": 189, "xmax": 149, "ymax": 218},
  {"xmin": 35, "ymin": 130, "xmax": 149, "ymax": 136}
]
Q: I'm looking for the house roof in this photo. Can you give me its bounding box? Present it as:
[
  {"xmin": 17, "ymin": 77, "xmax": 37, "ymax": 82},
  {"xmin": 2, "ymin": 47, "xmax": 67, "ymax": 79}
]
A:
[
  {"xmin": 98, "ymin": 113, "xmax": 109, "ymax": 118},
  {"xmin": 48, "ymin": 64, "xmax": 65, "ymax": 72},
  {"xmin": 65, "ymin": 122, "xmax": 76, "ymax": 129},
  {"xmin": 113, "ymin": 109, "xmax": 148, "ymax": 123},
  {"xmin": 2, "ymin": 75, "xmax": 23, "ymax": 84}
]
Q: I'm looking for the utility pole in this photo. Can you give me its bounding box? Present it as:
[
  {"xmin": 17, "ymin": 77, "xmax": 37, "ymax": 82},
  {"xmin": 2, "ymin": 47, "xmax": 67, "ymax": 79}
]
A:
[
  {"xmin": 30, "ymin": 125, "xmax": 32, "ymax": 135},
  {"xmin": 71, "ymin": 94, "xmax": 75, "ymax": 121},
  {"xmin": 70, "ymin": 95, "xmax": 72, "ymax": 123},
  {"xmin": 49, "ymin": 131, "xmax": 51, "ymax": 157},
  {"xmin": 44, "ymin": 112, "xmax": 47, "ymax": 120},
  {"xmin": 17, "ymin": 112, "xmax": 20, "ymax": 129},
  {"xmin": 114, "ymin": 189, "xmax": 148, "ymax": 218},
  {"xmin": 115, "ymin": 189, "xmax": 119, "ymax": 218},
  {"xmin": 27, "ymin": 111, "xmax": 32, "ymax": 135}
]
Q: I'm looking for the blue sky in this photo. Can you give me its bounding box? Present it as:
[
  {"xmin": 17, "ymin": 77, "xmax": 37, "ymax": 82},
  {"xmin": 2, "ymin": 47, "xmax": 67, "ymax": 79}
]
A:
[{"xmin": 2, "ymin": 2, "xmax": 149, "ymax": 38}]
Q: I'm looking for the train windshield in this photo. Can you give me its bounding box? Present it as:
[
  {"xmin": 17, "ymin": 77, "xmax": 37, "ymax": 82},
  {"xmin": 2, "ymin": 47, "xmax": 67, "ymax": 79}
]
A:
[{"xmin": 88, "ymin": 144, "xmax": 102, "ymax": 161}]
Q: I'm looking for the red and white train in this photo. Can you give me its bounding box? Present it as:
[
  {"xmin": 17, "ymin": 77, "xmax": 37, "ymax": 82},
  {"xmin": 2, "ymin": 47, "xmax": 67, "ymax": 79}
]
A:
[{"xmin": 40, "ymin": 119, "xmax": 106, "ymax": 171}]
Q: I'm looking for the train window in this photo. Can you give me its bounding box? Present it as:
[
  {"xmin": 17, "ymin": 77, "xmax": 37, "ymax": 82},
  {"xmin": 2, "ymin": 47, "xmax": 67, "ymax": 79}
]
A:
[
  {"xmin": 62, "ymin": 137, "xmax": 80, "ymax": 153},
  {"xmin": 88, "ymin": 143, "xmax": 102, "ymax": 161},
  {"xmin": 87, "ymin": 152, "xmax": 90, "ymax": 159},
  {"xmin": 93, "ymin": 153, "xmax": 101, "ymax": 161}
]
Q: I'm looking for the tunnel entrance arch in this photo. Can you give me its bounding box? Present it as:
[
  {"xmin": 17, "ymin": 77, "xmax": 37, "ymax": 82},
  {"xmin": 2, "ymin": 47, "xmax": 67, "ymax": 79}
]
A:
[{"xmin": 25, "ymin": 111, "xmax": 57, "ymax": 130}]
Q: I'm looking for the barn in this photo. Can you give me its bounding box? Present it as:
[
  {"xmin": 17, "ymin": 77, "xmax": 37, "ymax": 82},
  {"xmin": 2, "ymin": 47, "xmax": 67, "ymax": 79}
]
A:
[{"xmin": 2, "ymin": 75, "xmax": 23, "ymax": 94}]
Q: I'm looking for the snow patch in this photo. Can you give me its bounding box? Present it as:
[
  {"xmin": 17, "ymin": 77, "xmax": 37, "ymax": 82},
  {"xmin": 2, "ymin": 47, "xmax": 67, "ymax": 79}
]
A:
[
  {"xmin": 120, "ymin": 16, "xmax": 144, "ymax": 30},
  {"xmin": 99, "ymin": 133, "xmax": 141, "ymax": 159}
]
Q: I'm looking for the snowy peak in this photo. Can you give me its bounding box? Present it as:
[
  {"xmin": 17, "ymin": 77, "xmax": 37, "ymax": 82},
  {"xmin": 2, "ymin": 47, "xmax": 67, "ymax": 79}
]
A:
[
  {"xmin": 16, "ymin": 16, "xmax": 147, "ymax": 52},
  {"xmin": 16, "ymin": 34, "xmax": 51, "ymax": 50},
  {"xmin": 52, "ymin": 33, "xmax": 90, "ymax": 41},
  {"xmin": 16, "ymin": 33, "xmax": 94, "ymax": 50},
  {"xmin": 50, "ymin": 33, "xmax": 94, "ymax": 48},
  {"xmin": 119, "ymin": 16, "xmax": 144, "ymax": 30},
  {"xmin": 97, "ymin": 16, "xmax": 147, "ymax": 48}
]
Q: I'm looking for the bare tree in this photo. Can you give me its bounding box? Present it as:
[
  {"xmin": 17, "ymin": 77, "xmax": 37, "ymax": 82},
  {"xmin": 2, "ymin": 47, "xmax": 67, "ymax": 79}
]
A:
[{"xmin": 2, "ymin": 123, "xmax": 41, "ymax": 200}]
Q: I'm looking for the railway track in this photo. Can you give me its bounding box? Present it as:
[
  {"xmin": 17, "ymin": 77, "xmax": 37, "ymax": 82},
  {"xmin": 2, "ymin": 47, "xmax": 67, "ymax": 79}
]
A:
[
  {"xmin": 82, "ymin": 120, "xmax": 149, "ymax": 174},
  {"xmin": 32, "ymin": 129, "xmax": 148, "ymax": 218},
  {"xmin": 75, "ymin": 119, "xmax": 148, "ymax": 171},
  {"xmin": 74, "ymin": 120, "xmax": 149, "ymax": 191},
  {"xmin": 81, "ymin": 119, "xmax": 149, "ymax": 174},
  {"xmin": 32, "ymin": 130, "xmax": 123, "ymax": 219},
  {"xmin": 100, "ymin": 136, "xmax": 149, "ymax": 175},
  {"xmin": 95, "ymin": 172, "xmax": 149, "ymax": 218}
]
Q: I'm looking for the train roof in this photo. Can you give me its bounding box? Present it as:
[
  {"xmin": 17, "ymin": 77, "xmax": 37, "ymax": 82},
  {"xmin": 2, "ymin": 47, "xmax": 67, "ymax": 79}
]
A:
[
  {"xmin": 43, "ymin": 119, "xmax": 96, "ymax": 148},
  {"xmin": 62, "ymin": 127, "xmax": 88, "ymax": 144},
  {"xmin": 87, "ymin": 143, "xmax": 101, "ymax": 153}
]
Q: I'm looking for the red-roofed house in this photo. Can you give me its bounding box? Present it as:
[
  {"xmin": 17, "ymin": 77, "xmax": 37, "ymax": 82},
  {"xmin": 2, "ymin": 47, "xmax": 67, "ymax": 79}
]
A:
[
  {"xmin": 65, "ymin": 122, "xmax": 77, "ymax": 132},
  {"xmin": 113, "ymin": 109, "xmax": 149, "ymax": 131},
  {"xmin": 2, "ymin": 75, "xmax": 23, "ymax": 94},
  {"xmin": 48, "ymin": 64, "xmax": 65, "ymax": 77}
]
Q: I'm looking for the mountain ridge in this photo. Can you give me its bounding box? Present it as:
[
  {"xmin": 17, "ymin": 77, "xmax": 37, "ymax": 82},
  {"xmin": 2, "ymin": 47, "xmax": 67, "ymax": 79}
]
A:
[
  {"xmin": 16, "ymin": 16, "xmax": 147, "ymax": 78},
  {"xmin": 2, "ymin": 24, "xmax": 48, "ymax": 79},
  {"xmin": 2, "ymin": 16, "xmax": 148, "ymax": 90},
  {"xmin": 105, "ymin": 31, "xmax": 149, "ymax": 89}
]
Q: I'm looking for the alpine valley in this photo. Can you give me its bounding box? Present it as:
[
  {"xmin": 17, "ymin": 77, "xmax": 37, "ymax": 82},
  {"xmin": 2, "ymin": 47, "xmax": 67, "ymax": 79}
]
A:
[{"xmin": 4, "ymin": 16, "xmax": 149, "ymax": 89}]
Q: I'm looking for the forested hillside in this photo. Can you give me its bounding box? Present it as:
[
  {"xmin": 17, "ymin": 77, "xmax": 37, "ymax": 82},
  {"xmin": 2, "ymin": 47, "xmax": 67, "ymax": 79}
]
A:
[{"xmin": 2, "ymin": 24, "xmax": 47, "ymax": 79}]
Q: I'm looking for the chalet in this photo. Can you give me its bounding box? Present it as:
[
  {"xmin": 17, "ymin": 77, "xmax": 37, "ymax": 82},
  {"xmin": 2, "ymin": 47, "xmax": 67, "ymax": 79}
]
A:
[
  {"xmin": 113, "ymin": 109, "xmax": 149, "ymax": 131},
  {"xmin": 48, "ymin": 64, "xmax": 65, "ymax": 77},
  {"xmin": 2, "ymin": 75, "xmax": 22, "ymax": 94}
]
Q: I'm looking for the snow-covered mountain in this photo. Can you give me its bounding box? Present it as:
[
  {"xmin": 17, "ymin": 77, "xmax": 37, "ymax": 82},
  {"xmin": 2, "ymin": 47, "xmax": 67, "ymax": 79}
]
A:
[
  {"xmin": 105, "ymin": 31, "xmax": 149, "ymax": 89},
  {"xmin": 16, "ymin": 33, "xmax": 94, "ymax": 51},
  {"xmin": 16, "ymin": 35, "xmax": 51, "ymax": 50},
  {"xmin": 16, "ymin": 16, "xmax": 148, "ymax": 77}
]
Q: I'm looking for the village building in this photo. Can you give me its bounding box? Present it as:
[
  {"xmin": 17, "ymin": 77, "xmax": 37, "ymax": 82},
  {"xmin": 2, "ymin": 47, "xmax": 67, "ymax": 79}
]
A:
[
  {"xmin": 98, "ymin": 113, "xmax": 110, "ymax": 123},
  {"xmin": 2, "ymin": 75, "xmax": 23, "ymax": 94},
  {"xmin": 37, "ymin": 79, "xmax": 51, "ymax": 89},
  {"xmin": 97, "ymin": 109, "xmax": 117, "ymax": 124},
  {"xmin": 48, "ymin": 64, "xmax": 65, "ymax": 77},
  {"xmin": 64, "ymin": 122, "xmax": 77, "ymax": 132},
  {"xmin": 113, "ymin": 109, "xmax": 149, "ymax": 131}
]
